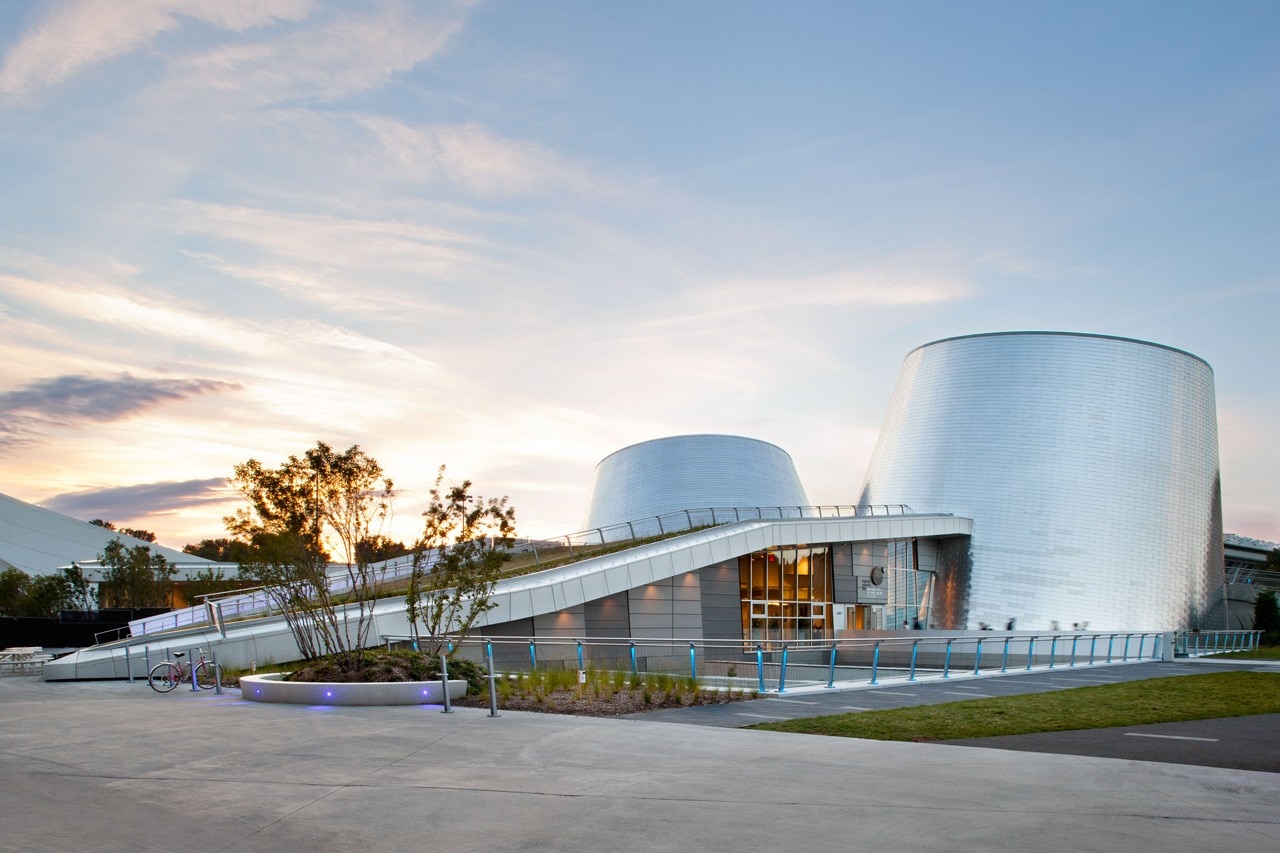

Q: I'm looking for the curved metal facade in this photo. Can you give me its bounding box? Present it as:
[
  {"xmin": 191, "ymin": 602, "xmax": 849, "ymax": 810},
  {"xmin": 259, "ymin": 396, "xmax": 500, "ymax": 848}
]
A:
[
  {"xmin": 584, "ymin": 435, "xmax": 809, "ymax": 531},
  {"xmin": 859, "ymin": 332, "xmax": 1222, "ymax": 631}
]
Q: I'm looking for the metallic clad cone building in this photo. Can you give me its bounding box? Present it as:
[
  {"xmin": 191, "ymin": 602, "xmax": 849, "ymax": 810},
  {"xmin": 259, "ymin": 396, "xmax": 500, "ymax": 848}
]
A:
[
  {"xmin": 584, "ymin": 434, "xmax": 809, "ymax": 532},
  {"xmin": 859, "ymin": 332, "xmax": 1222, "ymax": 631}
]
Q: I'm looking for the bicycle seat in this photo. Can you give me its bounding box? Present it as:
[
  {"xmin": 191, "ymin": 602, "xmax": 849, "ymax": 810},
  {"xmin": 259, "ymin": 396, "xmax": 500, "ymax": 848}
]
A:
[{"xmin": 174, "ymin": 652, "xmax": 186, "ymax": 659}]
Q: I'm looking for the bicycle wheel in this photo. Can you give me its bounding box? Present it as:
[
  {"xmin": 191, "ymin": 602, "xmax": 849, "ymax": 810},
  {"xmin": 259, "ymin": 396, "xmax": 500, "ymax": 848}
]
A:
[
  {"xmin": 194, "ymin": 660, "xmax": 218, "ymax": 690},
  {"xmin": 148, "ymin": 662, "xmax": 182, "ymax": 693}
]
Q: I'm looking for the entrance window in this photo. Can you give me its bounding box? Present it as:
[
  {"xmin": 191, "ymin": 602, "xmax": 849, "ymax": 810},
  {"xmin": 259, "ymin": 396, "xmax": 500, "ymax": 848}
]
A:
[{"xmin": 739, "ymin": 545, "xmax": 835, "ymax": 643}]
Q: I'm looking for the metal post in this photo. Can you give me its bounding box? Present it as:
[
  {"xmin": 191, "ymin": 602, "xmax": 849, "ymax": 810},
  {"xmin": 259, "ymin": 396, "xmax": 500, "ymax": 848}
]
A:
[
  {"xmin": 1070, "ymin": 635, "xmax": 1078, "ymax": 667},
  {"xmin": 630, "ymin": 642, "xmax": 638, "ymax": 675},
  {"xmin": 688, "ymin": 643, "xmax": 697, "ymax": 679},
  {"xmin": 1106, "ymin": 634, "xmax": 1114, "ymax": 663},
  {"xmin": 756, "ymin": 645, "xmax": 765, "ymax": 693},
  {"xmin": 485, "ymin": 641, "xmax": 500, "ymax": 718},
  {"xmin": 942, "ymin": 639, "xmax": 953, "ymax": 678},
  {"xmin": 211, "ymin": 649, "xmax": 223, "ymax": 695},
  {"xmin": 1089, "ymin": 635, "xmax": 1097, "ymax": 665},
  {"xmin": 577, "ymin": 640, "xmax": 584, "ymax": 672},
  {"xmin": 778, "ymin": 644, "xmax": 788, "ymax": 694},
  {"xmin": 188, "ymin": 648, "xmax": 200, "ymax": 692},
  {"xmin": 826, "ymin": 642, "xmax": 837, "ymax": 689},
  {"xmin": 909, "ymin": 640, "xmax": 919, "ymax": 681},
  {"xmin": 126, "ymin": 645, "xmax": 134, "ymax": 683},
  {"xmin": 1049, "ymin": 636, "xmax": 1057, "ymax": 669},
  {"xmin": 1000, "ymin": 638, "xmax": 1009, "ymax": 673},
  {"xmin": 529, "ymin": 640, "xmax": 537, "ymax": 670},
  {"xmin": 1026, "ymin": 637, "xmax": 1035, "ymax": 671},
  {"xmin": 870, "ymin": 641, "xmax": 881, "ymax": 685},
  {"xmin": 973, "ymin": 638, "xmax": 983, "ymax": 675},
  {"xmin": 1152, "ymin": 633, "xmax": 1161, "ymax": 660},
  {"xmin": 440, "ymin": 653, "xmax": 452, "ymax": 714},
  {"xmin": 144, "ymin": 646, "xmax": 150, "ymax": 677}
]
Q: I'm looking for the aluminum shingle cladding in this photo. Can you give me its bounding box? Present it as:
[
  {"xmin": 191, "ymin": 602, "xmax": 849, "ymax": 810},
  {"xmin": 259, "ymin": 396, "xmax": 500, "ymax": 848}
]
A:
[
  {"xmin": 858, "ymin": 332, "xmax": 1222, "ymax": 631},
  {"xmin": 583, "ymin": 435, "xmax": 809, "ymax": 531}
]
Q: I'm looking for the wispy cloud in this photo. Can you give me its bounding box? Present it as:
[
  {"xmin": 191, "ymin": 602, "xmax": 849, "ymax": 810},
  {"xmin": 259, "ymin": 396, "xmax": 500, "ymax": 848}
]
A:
[
  {"xmin": 42, "ymin": 477, "xmax": 232, "ymax": 521},
  {"xmin": 358, "ymin": 117, "xmax": 613, "ymax": 197},
  {"xmin": 0, "ymin": 372, "xmax": 238, "ymax": 450},
  {"xmin": 167, "ymin": 2, "xmax": 469, "ymax": 106},
  {"xmin": 0, "ymin": 0, "xmax": 313, "ymax": 98}
]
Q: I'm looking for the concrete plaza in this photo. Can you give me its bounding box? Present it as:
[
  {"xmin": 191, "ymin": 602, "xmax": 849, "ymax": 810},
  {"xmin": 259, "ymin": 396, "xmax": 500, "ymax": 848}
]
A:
[{"xmin": 1, "ymin": 669, "xmax": 1277, "ymax": 852}]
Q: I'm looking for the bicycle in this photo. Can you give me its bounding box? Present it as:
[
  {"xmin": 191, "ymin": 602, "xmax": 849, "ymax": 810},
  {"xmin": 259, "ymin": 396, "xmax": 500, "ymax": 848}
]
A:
[{"xmin": 148, "ymin": 648, "xmax": 218, "ymax": 693}]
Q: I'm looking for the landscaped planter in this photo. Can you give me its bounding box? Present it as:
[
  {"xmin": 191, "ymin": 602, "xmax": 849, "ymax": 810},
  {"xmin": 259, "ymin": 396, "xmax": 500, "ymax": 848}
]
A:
[{"xmin": 240, "ymin": 673, "xmax": 467, "ymax": 706}]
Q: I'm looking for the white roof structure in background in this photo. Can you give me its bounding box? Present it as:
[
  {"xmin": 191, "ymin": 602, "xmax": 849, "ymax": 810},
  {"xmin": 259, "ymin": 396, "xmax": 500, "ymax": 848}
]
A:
[{"xmin": 0, "ymin": 491, "xmax": 209, "ymax": 575}]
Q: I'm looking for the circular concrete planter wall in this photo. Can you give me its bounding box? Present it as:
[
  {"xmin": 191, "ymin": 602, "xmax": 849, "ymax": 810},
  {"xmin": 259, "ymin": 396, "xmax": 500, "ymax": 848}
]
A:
[{"xmin": 240, "ymin": 673, "xmax": 467, "ymax": 706}]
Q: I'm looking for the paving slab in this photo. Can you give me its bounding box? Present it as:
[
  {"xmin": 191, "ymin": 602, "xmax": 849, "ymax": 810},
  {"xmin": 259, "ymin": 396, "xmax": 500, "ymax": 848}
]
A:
[{"xmin": 2, "ymin": 674, "xmax": 1278, "ymax": 852}]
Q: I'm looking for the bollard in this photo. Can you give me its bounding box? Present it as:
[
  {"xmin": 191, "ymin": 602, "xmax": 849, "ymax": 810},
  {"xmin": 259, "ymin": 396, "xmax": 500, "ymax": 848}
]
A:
[
  {"xmin": 440, "ymin": 653, "xmax": 453, "ymax": 714},
  {"xmin": 485, "ymin": 641, "xmax": 500, "ymax": 718},
  {"xmin": 756, "ymin": 645, "xmax": 765, "ymax": 694},
  {"xmin": 778, "ymin": 644, "xmax": 788, "ymax": 694},
  {"xmin": 211, "ymin": 648, "xmax": 223, "ymax": 695}
]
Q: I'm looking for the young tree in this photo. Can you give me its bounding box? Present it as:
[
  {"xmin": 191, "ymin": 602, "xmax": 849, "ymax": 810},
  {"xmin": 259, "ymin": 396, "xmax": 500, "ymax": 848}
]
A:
[
  {"xmin": 1254, "ymin": 589, "xmax": 1280, "ymax": 638},
  {"xmin": 226, "ymin": 441, "xmax": 394, "ymax": 673},
  {"xmin": 406, "ymin": 467, "xmax": 516, "ymax": 655},
  {"xmin": 0, "ymin": 567, "xmax": 30, "ymax": 616},
  {"xmin": 98, "ymin": 539, "xmax": 177, "ymax": 608},
  {"xmin": 21, "ymin": 573, "xmax": 75, "ymax": 617},
  {"xmin": 62, "ymin": 564, "xmax": 96, "ymax": 611}
]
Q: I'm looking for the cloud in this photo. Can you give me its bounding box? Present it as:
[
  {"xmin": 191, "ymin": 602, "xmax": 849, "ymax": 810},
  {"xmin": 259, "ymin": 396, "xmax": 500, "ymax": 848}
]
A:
[
  {"xmin": 0, "ymin": 372, "xmax": 238, "ymax": 450},
  {"xmin": 0, "ymin": 0, "xmax": 313, "ymax": 98},
  {"xmin": 42, "ymin": 477, "xmax": 231, "ymax": 521},
  {"xmin": 167, "ymin": 2, "xmax": 468, "ymax": 106},
  {"xmin": 358, "ymin": 117, "xmax": 612, "ymax": 197}
]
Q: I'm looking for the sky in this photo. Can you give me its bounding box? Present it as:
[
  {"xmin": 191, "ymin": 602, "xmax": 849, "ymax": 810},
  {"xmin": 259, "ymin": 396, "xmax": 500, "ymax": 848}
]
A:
[{"xmin": 1, "ymin": 0, "xmax": 1277, "ymax": 552}]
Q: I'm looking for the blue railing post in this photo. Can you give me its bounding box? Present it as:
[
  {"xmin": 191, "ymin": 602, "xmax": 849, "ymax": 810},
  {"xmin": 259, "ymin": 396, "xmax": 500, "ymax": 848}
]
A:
[
  {"xmin": 1070, "ymin": 635, "xmax": 1078, "ymax": 667},
  {"xmin": 529, "ymin": 639, "xmax": 537, "ymax": 671},
  {"xmin": 756, "ymin": 644, "xmax": 765, "ymax": 693},
  {"xmin": 689, "ymin": 643, "xmax": 697, "ymax": 679},
  {"xmin": 826, "ymin": 643, "xmax": 837, "ymax": 689},
  {"xmin": 1049, "ymin": 636, "xmax": 1058, "ymax": 669},
  {"xmin": 942, "ymin": 639, "xmax": 953, "ymax": 678},
  {"xmin": 870, "ymin": 641, "xmax": 881, "ymax": 685},
  {"xmin": 973, "ymin": 638, "xmax": 983, "ymax": 675},
  {"xmin": 1106, "ymin": 634, "xmax": 1114, "ymax": 663},
  {"xmin": 778, "ymin": 644, "xmax": 788, "ymax": 694},
  {"xmin": 1026, "ymin": 637, "xmax": 1035, "ymax": 671},
  {"xmin": 1089, "ymin": 635, "xmax": 1097, "ymax": 664},
  {"xmin": 1000, "ymin": 637, "xmax": 1010, "ymax": 673},
  {"xmin": 909, "ymin": 640, "xmax": 919, "ymax": 681},
  {"xmin": 577, "ymin": 640, "xmax": 584, "ymax": 672},
  {"xmin": 630, "ymin": 642, "xmax": 638, "ymax": 675},
  {"xmin": 485, "ymin": 640, "xmax": 499, "ymax": 718},
  {"xmin": 1122, "ymin": 634, "xmax": 1131, "ymax": 661}
]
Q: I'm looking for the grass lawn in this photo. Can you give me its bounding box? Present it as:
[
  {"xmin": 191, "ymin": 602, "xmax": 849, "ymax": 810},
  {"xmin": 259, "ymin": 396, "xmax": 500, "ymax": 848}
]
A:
[{"xmin": 751, "ymin": 671, "xmax": 1280, "ymax": 741}]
